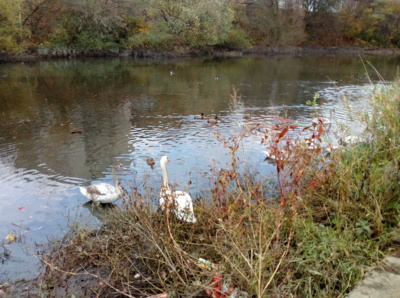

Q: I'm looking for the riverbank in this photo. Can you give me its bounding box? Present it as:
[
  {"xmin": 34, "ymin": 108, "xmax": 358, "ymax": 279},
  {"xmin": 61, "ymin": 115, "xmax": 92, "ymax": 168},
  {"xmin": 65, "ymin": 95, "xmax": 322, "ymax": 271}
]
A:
[
  {"xmin": 4, "ymin": 249, "xmax": 400, "ymax": 297},
  {"xmin": 1, "ymin": 52, "xmax": 399, "ymax": 297},
  {"xmin": 1, "ymin": 45, "xmax": 400, "ymax": 63}
]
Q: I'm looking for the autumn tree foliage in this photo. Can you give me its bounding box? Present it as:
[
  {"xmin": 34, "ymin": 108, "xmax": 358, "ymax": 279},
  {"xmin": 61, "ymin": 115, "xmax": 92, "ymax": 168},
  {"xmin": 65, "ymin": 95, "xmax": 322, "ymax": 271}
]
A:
[
  {"xmin": 304, "ymin": 0, "xmax": 400, "ymax": 46},
  {"xmin": 127, "ymin": 0, "xmax": 235, "ymax": 49},
  {"xmin": 0, "ymin": 0, "xmax": 27, "ymax": 52},
  {"xmin": 0, "ymin": 0, "xmax": 400, "ymax": 54},
  {"xmin": 21, "ymin": 0, "xmax": 64, "ymax": 45}
]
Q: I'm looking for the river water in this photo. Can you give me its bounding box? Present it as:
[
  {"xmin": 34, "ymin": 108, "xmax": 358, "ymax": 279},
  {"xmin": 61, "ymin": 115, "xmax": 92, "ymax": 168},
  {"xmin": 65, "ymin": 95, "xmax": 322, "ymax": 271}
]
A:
[{"xmin": 0, "ymin": 54, "xmax": 399, "ymax": 281}]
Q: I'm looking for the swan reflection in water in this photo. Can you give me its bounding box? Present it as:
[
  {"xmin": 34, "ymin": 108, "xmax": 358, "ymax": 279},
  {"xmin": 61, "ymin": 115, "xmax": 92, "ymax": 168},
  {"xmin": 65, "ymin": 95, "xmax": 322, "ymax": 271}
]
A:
[{"xmin": 83, "ymin": 201, "xmax": 119, "ymax": 222}]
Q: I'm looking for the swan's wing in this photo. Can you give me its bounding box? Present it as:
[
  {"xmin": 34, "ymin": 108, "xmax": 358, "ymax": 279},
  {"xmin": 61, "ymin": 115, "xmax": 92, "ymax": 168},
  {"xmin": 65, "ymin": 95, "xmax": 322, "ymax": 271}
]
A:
[
  {"xmin": 174, "ymin": 191, "xmax": 197, "ymax": 223},
  {"xmin": 87, "ymin": 183, "xmax": 116, "ymax": 196},
  {"xmin": 159, "ymin": 190, "xmax": 197, "ymax": 223},
  {"xmin": 174, "ymin": 191, "xmax": 194, "ymax": 209},
  {"xmin": 159, "ymin": 188, "xmax": 172, "ymax": 207}
]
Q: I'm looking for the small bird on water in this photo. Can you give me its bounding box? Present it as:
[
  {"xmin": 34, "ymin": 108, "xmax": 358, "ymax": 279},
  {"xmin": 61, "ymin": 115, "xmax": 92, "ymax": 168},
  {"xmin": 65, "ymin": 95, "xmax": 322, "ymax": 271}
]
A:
[{"xmin": 146, "ymin": 157, "xmax": 156, "ymax": 169}]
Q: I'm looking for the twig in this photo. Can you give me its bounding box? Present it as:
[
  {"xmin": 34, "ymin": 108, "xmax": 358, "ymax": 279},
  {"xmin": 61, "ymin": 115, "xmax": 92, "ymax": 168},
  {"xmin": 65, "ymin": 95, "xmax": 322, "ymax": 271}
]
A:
[{"xmin": 39, "ymin": 257, "xmax": 138, "ymax": 297}]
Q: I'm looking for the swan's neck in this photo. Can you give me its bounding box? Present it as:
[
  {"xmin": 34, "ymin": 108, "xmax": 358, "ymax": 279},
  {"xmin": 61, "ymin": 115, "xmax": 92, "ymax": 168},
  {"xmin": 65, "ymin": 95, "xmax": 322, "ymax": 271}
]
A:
[
  {"xmin": 161, "ymin": 161, "xmax": 170, "ymax": 190},
  {"xmin": 112, "ymin": 165, "xmax": 119, "ymax": 187},
  {"xmin": 112, "ymin": 166, "xmax": 125, "ymax": 196}
]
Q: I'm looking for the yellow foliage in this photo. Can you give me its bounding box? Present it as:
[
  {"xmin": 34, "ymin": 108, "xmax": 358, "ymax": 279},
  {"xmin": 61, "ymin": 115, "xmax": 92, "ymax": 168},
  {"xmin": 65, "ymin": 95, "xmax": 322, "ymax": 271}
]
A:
[
  {"xmin": 0, "ymin": 0, "xmax": 26, "ymax": 52},
  {"xmin": 126, "ymin": 17, "xmax": 151, "ymax": 35}
]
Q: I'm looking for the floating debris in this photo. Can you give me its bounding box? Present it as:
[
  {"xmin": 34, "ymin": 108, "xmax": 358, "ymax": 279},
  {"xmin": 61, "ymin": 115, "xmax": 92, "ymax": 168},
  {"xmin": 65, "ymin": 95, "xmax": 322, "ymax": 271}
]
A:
[
  {"xmin": 6, "ymin": 234, "xmax": 17, "ymax": 243},
  {"xmin": 71, "ymin": 128, "xmax": 82, "ymax": 134}
]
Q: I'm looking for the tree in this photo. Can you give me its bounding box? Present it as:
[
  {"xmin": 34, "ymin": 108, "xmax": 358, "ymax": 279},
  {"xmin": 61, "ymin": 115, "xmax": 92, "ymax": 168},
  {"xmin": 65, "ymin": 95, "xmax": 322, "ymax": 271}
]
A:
[
  {"xmin": 372, "ymin": 0, "xmax": 400, "ymax": 46},
  {"xmin": 303, "ymin": 0, "xmax": 341, "ymax": 45},
  {"xmin": 335, "ymin": 0, "xmax": 372, "ymax": 45},
  {"xmin": 236, "ymin": 0, "xmax": 305, "ymax": 46},
  {"xmin": 141, "ymin": 0, "xmax": 235, "ymax": 47},
  {"xmin": 21, "ymin": 0, "xmax": 65, "ymax": 44},
  {"xmin": 0, "ymin": 0, "xmax": 26, "ymax": 52},
  {"xmin": 303, "ymin": 0, "xmax": 338, "ymax": 12},
  {"xmin": 50, "ymin": 0, "xmax": 131, "ymax": 48}
]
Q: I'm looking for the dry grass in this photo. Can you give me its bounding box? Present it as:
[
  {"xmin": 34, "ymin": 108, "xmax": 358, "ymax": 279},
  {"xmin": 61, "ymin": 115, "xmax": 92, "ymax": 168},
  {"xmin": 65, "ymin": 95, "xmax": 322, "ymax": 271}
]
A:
[{"xmin": 36, "ymin": 79, "xmax": 400, "ymax": 297}]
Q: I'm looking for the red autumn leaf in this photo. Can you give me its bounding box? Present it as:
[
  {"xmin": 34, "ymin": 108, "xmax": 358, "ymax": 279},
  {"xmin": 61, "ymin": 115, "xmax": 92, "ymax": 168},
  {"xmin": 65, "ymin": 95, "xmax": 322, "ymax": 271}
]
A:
[
  {"xmin": 18, "ymin": 207, "xmax": 25, "ymax": 210},
  {"xmin": 278, "ymin": 126, "xmax": 289, "ymax": 139},
  {"xmin": 317, "ymin": 125, "xmax": 324, "ymax": 137},
  {"xmin": 272, "ymin": 125, "xmax": 281, "ymax": 130},
  {"xmin": 290, "ymin": 125, "xmax": 298, "ymax": 129},
  {"xmin": 279, "ymin": 118, "xmax": 290, "ymax": 122}
]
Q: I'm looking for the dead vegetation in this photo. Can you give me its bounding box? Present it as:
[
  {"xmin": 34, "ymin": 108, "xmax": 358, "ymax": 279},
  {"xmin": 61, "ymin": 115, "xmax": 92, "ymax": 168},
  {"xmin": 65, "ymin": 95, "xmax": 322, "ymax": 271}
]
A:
[{"xmin": 27, "ymin": 79, "xmax": 400, "ymax": 297}]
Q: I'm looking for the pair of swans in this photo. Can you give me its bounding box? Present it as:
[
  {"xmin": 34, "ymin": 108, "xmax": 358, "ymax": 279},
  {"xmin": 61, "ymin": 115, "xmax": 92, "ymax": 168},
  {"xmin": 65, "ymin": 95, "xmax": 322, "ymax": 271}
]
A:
[{"xmin": 80, "ymin": 156, "xmax": 197, "ymax": 223}]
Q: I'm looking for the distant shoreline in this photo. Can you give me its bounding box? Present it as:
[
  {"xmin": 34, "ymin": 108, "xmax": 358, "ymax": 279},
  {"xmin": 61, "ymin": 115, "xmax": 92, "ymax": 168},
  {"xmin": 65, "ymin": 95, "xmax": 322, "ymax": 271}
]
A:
[{"xmin": 1, "ymin": 46, "xmax": 400, "ymax": 63}]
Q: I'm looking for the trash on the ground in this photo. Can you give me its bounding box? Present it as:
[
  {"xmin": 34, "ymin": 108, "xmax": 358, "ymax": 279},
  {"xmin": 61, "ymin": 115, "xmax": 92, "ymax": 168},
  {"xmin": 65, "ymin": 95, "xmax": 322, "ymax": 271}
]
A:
[
  {"xmin": 196, "ymin": 257, "xmax": 218, "ymax": 270},
  {"xmin": 146, "ymin": 293, "xmax": 168, "ymax": 298}
]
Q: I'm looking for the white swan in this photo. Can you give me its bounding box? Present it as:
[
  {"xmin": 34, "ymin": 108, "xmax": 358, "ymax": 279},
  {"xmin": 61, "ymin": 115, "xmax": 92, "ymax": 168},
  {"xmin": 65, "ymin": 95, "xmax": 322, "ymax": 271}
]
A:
[
  {"xmin": 263, "ymin": 150, "xmax": 277, "ymax": 161},
  {"xmin": 79, "ymin": 163, "xmax": 125, "ymax": 204},
  {"xmin": 263, "ymin": 150, "xmax": 288, "ymax": 161},
  {"xmin": 340, "ymin": 135, "xmax": 363, "ymax": 146},
  {"xmin": 159, "ymin": 156, "xmax": 197, "ymax": 223}
]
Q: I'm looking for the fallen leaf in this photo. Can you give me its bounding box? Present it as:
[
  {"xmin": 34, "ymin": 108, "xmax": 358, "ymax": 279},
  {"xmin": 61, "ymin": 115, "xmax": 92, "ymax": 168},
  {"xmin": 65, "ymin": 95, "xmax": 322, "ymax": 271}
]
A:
[
  {"xmin": 18, "ymin": 207, "xmax": 25, "ymax": 210},
  {"xmin": 6, "ymin": 234, "xmax": 17, "ymax": 243}
]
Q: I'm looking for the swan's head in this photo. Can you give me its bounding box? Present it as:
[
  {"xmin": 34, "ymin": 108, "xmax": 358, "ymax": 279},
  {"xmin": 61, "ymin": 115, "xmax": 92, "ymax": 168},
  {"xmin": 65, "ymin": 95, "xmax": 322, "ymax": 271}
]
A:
[
  {"xmin": 112, "ymin": 162, "xmax": 126, "ymax": 169},
  {"xmin": 160, "ymin": 156, "xmax": 170, "ymax": 165}
]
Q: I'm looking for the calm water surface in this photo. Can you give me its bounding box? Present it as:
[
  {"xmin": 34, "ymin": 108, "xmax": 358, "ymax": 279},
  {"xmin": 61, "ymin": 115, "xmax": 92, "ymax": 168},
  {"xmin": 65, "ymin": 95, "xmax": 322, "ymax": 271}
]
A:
[{"xmin": 0, "ymin": 54, "xmax": 399, "ymax": 280}]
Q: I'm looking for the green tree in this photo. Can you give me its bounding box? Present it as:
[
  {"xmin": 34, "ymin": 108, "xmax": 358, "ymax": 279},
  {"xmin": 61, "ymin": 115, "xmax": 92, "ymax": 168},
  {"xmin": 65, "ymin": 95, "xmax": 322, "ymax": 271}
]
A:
[
  {"xmin": 132, "ymin": 0, "xmax": 234, "ymax": 48},
  {"xmin": 51, "ymin": 0, "xmax": 130, "ymax": 48},
  {"xmin": 336, "ymin": 0, "xmax": 373, "ymax": 45},
  {"xmin": 372, "ymin": 0, "xmax": 400, "ymax": 46},
  {"xmin": 0, "ymin": 0, "xmax": 26, "ymax": 52}
]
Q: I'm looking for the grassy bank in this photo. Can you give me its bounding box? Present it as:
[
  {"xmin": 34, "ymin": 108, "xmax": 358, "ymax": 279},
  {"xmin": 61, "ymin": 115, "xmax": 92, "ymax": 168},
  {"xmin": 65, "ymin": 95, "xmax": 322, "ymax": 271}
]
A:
[{"xmin": 31, "ymin": 78, "xmax": 400, "ymax": 297}]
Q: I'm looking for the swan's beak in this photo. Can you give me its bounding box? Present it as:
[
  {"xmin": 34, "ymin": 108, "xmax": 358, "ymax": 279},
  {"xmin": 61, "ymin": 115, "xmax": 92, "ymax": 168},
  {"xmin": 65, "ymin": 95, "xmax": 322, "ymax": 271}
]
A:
[{"xmin": 167, "ymin": 158, "xmax": 170, "ymax": 162}]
